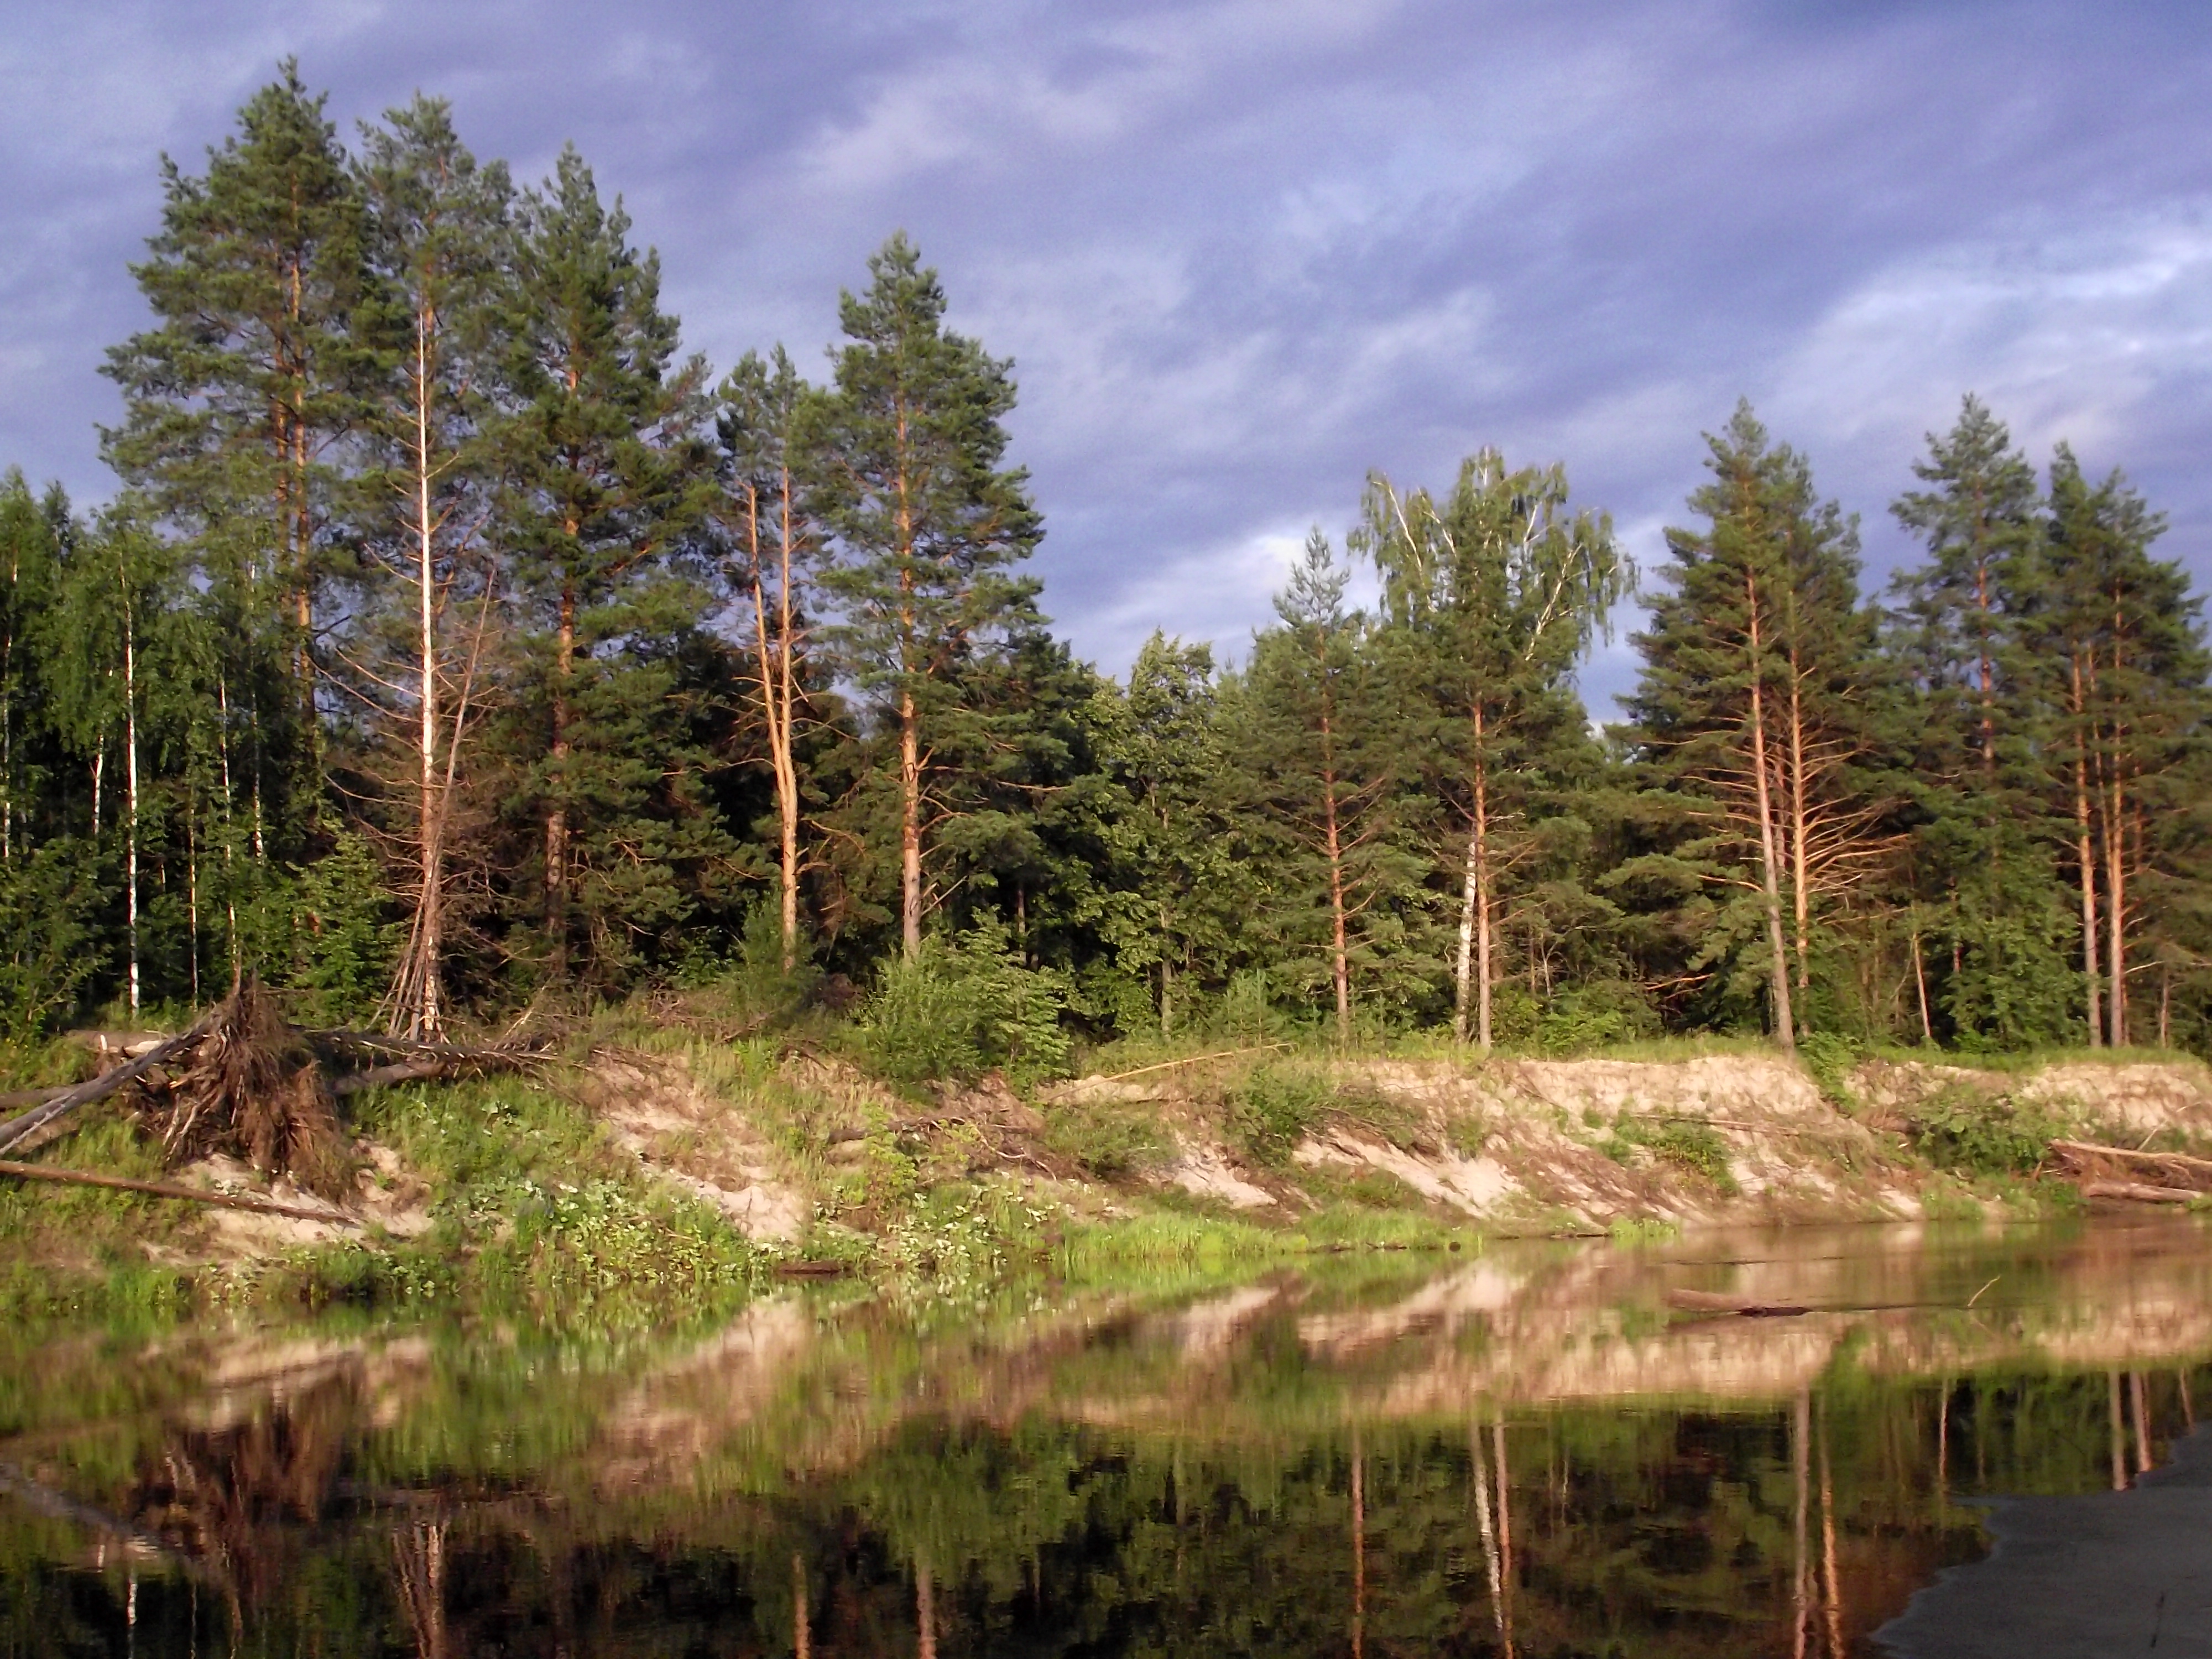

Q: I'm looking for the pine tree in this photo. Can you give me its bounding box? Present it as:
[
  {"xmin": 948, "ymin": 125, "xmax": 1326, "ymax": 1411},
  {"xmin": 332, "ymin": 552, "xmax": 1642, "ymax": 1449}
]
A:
[
  {"xmin": 1626, "ymin": 405, "xmax": 1892, "ymax": 1047},
  {"xmin": 2036, "ymin": 448, "xmax": 2211, "ymax": 1046},
  {"xmin": 1888, "ymin": 397, "xmax": 2074, "ymax": 1047},
  {"xmin": 352, "ymin": 97, "xmax": 513, "ymax": 1034},
  {"xmin": 498, "ymin": 145, "xmax": 714, "ymax": 982},
  {"xmin": 1358, "ymin": 449, "xmax": 1626, "ymax": 1047},
  {"xmin": 814, "ymin": 234, "xmax": 1043, "ymax": 960},
  {"xmin": 718, "ymin": 347, "xmax": 822, "ymax": 973},
  {"xmin": 1235, "ymin": 532, "xmax": 1424, "ymax": 1041},
  {"xmin": 101, "ymin": 62, "xmax": 368, "ymax": 843}
]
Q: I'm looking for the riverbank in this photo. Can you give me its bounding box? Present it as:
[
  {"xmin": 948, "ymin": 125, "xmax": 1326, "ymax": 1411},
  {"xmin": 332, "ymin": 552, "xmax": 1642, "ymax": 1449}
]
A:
[{"xmin": 1, "ymin": 1015, "xmax": 2208, "ymax": 1319}]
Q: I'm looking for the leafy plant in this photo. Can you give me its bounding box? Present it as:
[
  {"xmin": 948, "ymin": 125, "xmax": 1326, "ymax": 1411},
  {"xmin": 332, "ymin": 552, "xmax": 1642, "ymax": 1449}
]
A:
[
  {"xmin": 1044, "ymin": 1104, "xmax": 1165, "ymax": 1180},
  {"xmin": 1228, "ymin": 1063, "xmax": 1330, "ymax": 1164},
  {"xmin": 860, "ymin": 918, "xmax": 1071, "ymax": 1089},
  {"xmin": 1799, "ymin": 1030, "xmax": 1861, "ymax": 1107},
  {"xmin": 1905, "ymin": 1084, "xmax": 2064, "ymax": 1177}
]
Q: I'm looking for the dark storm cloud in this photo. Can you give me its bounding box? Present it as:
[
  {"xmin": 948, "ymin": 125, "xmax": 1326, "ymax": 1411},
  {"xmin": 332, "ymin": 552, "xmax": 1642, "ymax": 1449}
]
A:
[{"xmin": 1, "ymin": 0, "xmax": 2207, "ymax": 710}]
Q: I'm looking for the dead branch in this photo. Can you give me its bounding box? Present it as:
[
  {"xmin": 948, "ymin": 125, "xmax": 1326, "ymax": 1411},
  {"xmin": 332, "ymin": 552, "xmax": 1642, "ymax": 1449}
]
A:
[
  {"xmin": 1665, "ymin": 1288, "xmax": 1811, "ymax": 1317},
  {"xmin": 1041, "ymin": 1043, "xmax": 1292, "ymax": 1102},
  {"xmin": 0, "ymin": 1016, "xmax": 212, "ymax": 1157},
  {"xmin": 0, "ymin": 1160, "xmax": 354, "ymax": 1223},
  {"xmin": 2080, "ymin": 1179, "xmax": 2199, "ymax": 1206}
]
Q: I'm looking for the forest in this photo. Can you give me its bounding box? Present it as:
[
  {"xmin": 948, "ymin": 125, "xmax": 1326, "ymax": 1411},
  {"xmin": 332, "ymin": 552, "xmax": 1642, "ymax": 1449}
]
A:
[{"xmin": 2, "ymin": 65, "xmax": 2205, "ymax": 1063}]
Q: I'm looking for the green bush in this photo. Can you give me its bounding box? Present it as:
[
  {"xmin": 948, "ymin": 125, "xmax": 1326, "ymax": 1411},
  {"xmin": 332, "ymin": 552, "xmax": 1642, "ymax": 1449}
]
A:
[
  {"xmin": 1647, "ymin": 1122, "xmax": 1739, "ymax": 1191},
  {"xmin": 1799, "ymin": 1030, "xmax": 1861, "ymax": 1107},
  {"xmin": 1228, "ymin": 1063, "xmax": 1330, "ymax": 1164},
  {"xmin": 860, "ymin": 919, "xmax": 1071, "ymax": 1090},
  {"xmin": 1906, "ymin": 1085, "xmax": 2064, "ymax": 1177},
  {"xmin": 1535, "ymin": 980, "xmax": 1661, "ymax": 1055}
]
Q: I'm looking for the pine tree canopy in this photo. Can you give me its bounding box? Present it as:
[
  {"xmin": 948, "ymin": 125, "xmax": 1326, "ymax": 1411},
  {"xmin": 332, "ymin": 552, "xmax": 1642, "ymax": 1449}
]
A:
[{"xmin": 3, "ymin": 72, "xmax": 2211, "ymax": 1060}]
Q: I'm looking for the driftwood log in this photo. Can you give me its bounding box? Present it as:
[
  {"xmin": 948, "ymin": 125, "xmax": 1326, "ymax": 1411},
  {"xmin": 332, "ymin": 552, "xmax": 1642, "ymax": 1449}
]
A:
[
  {"xmin": 2049, "ymin": 1140, "xmax": 2212, "ymax": 1201},
  {"xmin": 1665, "ymin": 1287, "xmax": 1812, "ymax": 1317},
  {"xmin": 2080, "ymin": 1178, "xmax": 2202, "ymax": 1206}
]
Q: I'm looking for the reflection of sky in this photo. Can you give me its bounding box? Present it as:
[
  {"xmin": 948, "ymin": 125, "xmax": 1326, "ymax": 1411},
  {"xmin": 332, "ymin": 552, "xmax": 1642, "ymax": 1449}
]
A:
[{"xmin": 3, "ymin": 2, "xmax": 2208, "ymax": 715}]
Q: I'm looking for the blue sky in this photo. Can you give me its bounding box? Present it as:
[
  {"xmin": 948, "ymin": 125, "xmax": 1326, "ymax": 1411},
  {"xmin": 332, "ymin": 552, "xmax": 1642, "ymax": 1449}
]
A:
[{"xmin": 2, "ymin": 1, "xmax": 2208, "ymax": 711}]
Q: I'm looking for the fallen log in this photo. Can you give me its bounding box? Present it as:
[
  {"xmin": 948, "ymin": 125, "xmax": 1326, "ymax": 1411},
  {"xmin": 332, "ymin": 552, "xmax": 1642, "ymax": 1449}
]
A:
[
  {"xmin": 0, "ymin": 1084, "xmax": 71, "ymax": 1114},
  {"xmin": 2080, "ymin": 1178, "xmax": 2202, "ymax": 1206},
  {"xmin": 0, "ymin": 1157, "xmax": 356, "ymax": 1223},
  {"xmin": 2052, "ymin": 1139, "xmax": 2212, "ymax": 1187},
  {"xmin": 0, "ymin": 1015, "xmax": 211, "ymax": 1157},
  {"xmin": 1665, "ymin": 1287, "xmax": 1812, "ymax": 1317}
]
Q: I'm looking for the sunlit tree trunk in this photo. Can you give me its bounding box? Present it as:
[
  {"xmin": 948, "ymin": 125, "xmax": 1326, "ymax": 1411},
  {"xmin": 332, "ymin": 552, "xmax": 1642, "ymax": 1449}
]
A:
[
  {"xmin": 2070, "ymin": 654, "xmax": 2102, "ymax": 1046},
  {"xmin": 1745, "ymin": 575, "xmax": 1796, "ymax": 1050},
  {"xmin": 119, "ymin": 562, "xmax": 140, "ymax": 1016}
]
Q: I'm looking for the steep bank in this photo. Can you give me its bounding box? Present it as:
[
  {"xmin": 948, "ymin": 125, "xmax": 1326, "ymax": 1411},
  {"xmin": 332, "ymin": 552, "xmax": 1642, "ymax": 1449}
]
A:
[{"xmin": 5, "ymin": 1035, "xmax": 2211, "ymax": 1310}]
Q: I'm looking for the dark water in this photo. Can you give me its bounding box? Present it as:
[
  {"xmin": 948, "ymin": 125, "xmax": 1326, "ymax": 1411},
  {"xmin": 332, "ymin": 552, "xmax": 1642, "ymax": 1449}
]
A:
[{"xmin": 1, "ymin": 1215, "xmax": 2208, "ymax": 1657}]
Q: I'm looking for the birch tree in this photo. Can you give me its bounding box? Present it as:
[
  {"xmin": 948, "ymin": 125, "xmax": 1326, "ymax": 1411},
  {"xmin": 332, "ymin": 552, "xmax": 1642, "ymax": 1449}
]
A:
[{"xmin": 1359, "ymin": 450, "xmax": 1625, "ymax": 1047}]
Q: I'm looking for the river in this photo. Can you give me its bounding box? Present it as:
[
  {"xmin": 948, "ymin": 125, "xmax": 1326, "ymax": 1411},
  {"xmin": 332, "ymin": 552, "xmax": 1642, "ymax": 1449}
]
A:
[{"xmin": 0, "ymin": 1214, "xmax": 2206, "ymax": 1655}]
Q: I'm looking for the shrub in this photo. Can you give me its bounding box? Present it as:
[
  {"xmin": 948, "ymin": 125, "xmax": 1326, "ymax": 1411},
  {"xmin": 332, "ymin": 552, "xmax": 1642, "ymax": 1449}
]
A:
[
  {"xmin": 1536, "ymin": 980, "xmax": 1661, "ymax": 1055},
  {"xmin": 860, "ymin": 919, "xmax": 1071, "ymax": 1090},
  {"xmin": 1228, "ymin": 1063, "xmax": 1330, "ymax": 1164},
  {"xmin": 1647, "ymin": 1122, "xmax": 1739, "ymax": 1191},
  {"xmin": 1044, "ymin": 1104, "xmax": 1165, "ymax": 1180},
  {"xmin": 1906, "ymin": 1085, "xmax": 2064, "ymax": 1177},
  {"xmin": 1798, "ymin": 1030, "xmax": 1861, "ymax": 1107}
]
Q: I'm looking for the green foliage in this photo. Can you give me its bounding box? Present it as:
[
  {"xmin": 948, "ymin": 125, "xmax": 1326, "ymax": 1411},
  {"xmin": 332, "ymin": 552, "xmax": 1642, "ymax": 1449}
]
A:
[
  {"xmin": 1043, "ymin": 1100, "xmax": 1165, "ymax": 1181},
  {"xmin": 1799, "ymin": 1029, "xmax": 1861, "ymax": 1106},
  {"xmin": 859, "ymin": 919, "xmax": 1070, "ymax": 1089},
  {"xmin": 1535, "ymin": 980, "xmax": 1662, "ymax": 1055},
  {"xmin": 279, "ymin": 831, "xmax": 399, "ymax": 1024},
  {"xmin": 1906, "ymin": 1084, "xmax": 2067, "ymax": 1177},
  {"xmin": 0, "ymin": 842, "xmax": 103, "ymax": 1040},
  {"xmin": 1227, "ymin": 1063, "xmax": 1331, "ymax": 1165}
]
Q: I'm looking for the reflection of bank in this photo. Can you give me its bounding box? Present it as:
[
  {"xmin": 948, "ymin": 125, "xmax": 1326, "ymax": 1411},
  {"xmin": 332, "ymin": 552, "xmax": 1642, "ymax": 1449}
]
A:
[{"xmin": 1878, "ymin": 1418, "xmax": 2212, "ymax": 1657}]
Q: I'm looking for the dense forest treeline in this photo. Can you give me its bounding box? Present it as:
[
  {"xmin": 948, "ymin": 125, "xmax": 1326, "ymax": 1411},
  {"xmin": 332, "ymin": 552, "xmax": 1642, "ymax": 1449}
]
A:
[{"xmin": 1, "ymin": 66, "xmax": 2206, "ymax": 1057}]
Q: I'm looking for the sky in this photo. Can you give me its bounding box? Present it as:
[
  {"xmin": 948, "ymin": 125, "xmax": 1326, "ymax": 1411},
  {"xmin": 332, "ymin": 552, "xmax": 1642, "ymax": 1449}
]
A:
[{"xmin": 1, "ymin": 1, "xmax": 2208, "ymax": 713}]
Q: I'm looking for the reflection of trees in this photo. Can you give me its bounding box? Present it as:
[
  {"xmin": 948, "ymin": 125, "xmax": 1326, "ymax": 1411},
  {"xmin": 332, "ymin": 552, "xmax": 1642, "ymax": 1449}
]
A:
[{"xmin": 1, "ymin": 1248, "xmax": 2208, "ymax": 1658}]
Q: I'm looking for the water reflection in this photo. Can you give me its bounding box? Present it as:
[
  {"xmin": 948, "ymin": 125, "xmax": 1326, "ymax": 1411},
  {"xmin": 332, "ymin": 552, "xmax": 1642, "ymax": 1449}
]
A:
[{"xmin": 0, "ymin": 1215, "xmax": 2206, "ymax": 1656}]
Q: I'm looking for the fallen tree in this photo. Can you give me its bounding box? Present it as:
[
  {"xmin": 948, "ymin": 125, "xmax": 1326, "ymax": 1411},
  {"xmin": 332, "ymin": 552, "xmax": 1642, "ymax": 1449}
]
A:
[{"xmin": 0, "ymin": 980, "xmax": 546, "ymax": 1207}]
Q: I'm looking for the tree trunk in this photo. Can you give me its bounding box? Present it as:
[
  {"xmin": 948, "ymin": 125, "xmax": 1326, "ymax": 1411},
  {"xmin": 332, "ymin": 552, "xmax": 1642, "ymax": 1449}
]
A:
[
  {"xmin": 1744, "ymin": 575, "xmax": 1796, "ymax": 1050},
  {"xmin": 1474, "ymin": 708, "xmax": 1494, "ymax": 1050},
  {"xmin": 412, "ymin": 318, "xmax": 442, "ymax": 1035},
  {"xmin": 1319, "ymin": 705, "xmax": 1351, "ymax": 1045},
  {"xmin": 121, "ymin": 577, "xmax": 140, "ymax": 1016},
  {"xmin": 745, "ymin": 475, "xmax": 804, "ymax": 974},
  {"xmin": 1453, "ymin": 817, "xmax": 1479, "ymax": 1044},
  {"xmin": 2106, "ymin": 758, "xmax": 2127, "ymax": 1047},
  {"xmin": 899, "ymin": 683, "xmax": 922, "ymax": 961},
  {"xmin": 1911, "ymin": 917, "xmax": 1934, "ymax": 1046},
  {"xmin": 2071, "ymin": 655, "xmax": 2102, "ymax": 1045},
  {"xmin": 545, "ymin": 580, "xmax": 574, "ymax": 977},
  {"xmin": 1785, "ymin": 643, "xmax": 1812, "ymax": 1020},
  {"xmin": 775, "ymin": 478, "xmax": 801, "ymax": 971}
]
